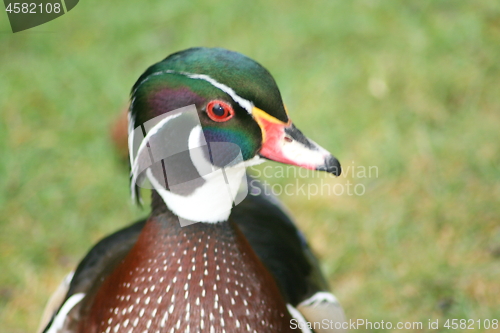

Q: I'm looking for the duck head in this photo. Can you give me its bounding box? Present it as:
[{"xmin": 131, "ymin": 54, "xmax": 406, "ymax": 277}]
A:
[{"xmin": 128, "ymin": 47, "xmax": 340, "ymax": 223}]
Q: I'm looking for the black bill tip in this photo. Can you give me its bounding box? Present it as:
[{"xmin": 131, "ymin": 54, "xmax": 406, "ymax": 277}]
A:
[{"xmin": 316, "ymin": 155, "xmax": 342, "ymax": 176}]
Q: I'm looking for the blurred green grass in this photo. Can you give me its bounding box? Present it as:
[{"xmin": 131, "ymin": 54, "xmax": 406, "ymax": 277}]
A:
[{"xmin": 1, "ymin": 0, "xmax": 500, "ymax": 332}]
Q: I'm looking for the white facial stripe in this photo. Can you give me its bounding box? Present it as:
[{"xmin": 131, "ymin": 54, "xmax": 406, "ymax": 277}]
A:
[
  {"xmin": 133, "ymin": 112, "xmax": 182, "ymax": 163},
  {"xmin": 188, "ymin": 125, "xmax": 214, "ymax": 181},
  {"xmin": 129, "ymin": 108, "xmax": 248, "ymax": 223},
  {"xmin": 128, "ymin": 70, "xmax": 180, "ymax": 131},
  {"xmin": 128, "ymin": 69, "xmax": 254, "ymax": 181},
  {"xmin": 129, "ymin": 112, "xmax": 183, "ymax": 197},
  {"xmin": 127, "ymin": 70, "xmax": 254, "ymax": 216},
  {"xmin": 129, "ymin": 70, "xmax": 254, "ymax": 115},
  {"xmin": 184, "ymin": 73, "xmax": 253, "ymax": 113},
  {"xmin": 188, "ymin": 125, "xmax": 205, "ymax": 150},
  {"xmin": 130, "ymin": 70, "xmax": 178, "ymax": 99}
]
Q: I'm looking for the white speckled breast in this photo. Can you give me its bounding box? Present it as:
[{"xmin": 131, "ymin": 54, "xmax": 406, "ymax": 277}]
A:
[{"xmin": 80, "ymin": 214, "xmax": 298, "ymax": 333}]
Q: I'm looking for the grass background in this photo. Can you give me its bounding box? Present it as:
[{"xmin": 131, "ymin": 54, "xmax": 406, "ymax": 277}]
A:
[{"xmin": 1, "ymin": 0, "xmax": 500, "ymax": 332}]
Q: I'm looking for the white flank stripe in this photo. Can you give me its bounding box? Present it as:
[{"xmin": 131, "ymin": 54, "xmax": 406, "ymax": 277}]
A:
[
  {"xmin": 46, "ymin": 293, "xmax": 85, "ymax": 333},
  {"xmin": 286, "ymin": 304, "xmax": 313, "ymax": 333},
  {"xmin": 298, "ymin": 291, "xmax": 340, "ymax": 306}
]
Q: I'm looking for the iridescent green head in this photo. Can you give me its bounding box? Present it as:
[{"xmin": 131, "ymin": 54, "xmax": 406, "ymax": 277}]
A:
[
  {"xmin": 130, "ymin": 47, "xmax": 289, "ymax": 160},
  {"xmin": 128, "ymin": 47, "xmax": 340, "ymax": 222}
]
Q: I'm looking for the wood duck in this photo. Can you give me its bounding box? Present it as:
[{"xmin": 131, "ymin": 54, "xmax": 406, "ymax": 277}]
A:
[{"xmin": 39, "ymin": 47, "xmax": 346, "ymax": 333}]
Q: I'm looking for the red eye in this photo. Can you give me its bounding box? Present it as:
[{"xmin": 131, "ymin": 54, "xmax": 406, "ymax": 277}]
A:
[{"xmin": 206, "ymin": 100, "xmax": 234, "ymax": 122}]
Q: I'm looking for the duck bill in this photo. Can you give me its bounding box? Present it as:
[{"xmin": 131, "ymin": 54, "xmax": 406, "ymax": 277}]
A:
[{"xmin": 253, "ymin": 107, "xmax": 341, "ymax": 176}]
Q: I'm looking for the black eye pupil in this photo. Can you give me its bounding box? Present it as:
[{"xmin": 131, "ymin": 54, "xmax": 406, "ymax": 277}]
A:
[{"xmin": 212, "ymin": 104, "xmax": 225, "ymax": 117}]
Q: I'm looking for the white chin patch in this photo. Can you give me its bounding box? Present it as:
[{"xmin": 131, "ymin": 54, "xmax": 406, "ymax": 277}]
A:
[{"xmin": 148, "ymin": 162, "xmax": 247, "ymax": 224}]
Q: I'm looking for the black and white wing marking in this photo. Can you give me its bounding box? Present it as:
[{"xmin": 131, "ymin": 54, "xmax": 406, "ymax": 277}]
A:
[
  {"xmin": 39, "ymin": 220, "xmax": 146, "ymax": 333},
  {"xmin": 232, "ymin": 178, "xmax": 346, "ymax": 332}
]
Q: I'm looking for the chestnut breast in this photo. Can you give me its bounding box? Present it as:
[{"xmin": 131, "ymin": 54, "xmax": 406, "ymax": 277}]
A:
[{"xmin": 80, "ymin": 214, "xmax": 299, "ymax": 333}]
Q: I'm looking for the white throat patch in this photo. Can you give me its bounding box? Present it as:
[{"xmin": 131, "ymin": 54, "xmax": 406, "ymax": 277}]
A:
[{"xmin": 129, "ymin": 105, "xmax": 249, "ymax": 224}]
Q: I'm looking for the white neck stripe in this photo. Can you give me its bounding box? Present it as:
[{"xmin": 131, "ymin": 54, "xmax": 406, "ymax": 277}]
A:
[{"xmin": 286, "ymin": 304, "xmax": 313, "ymax": 333}]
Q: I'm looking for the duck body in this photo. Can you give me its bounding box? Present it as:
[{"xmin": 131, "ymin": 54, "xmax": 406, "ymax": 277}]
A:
[
  {"xmin": 44, "ymin": 182, "xmax": 341, "ymax": 333},
  {"xmin": 80, "ymin": 192, "xmax": 299, "ymax": 333},
  {"xmin": 40, "ymin": 48, "xmax": 345, "ymax": 333}
]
